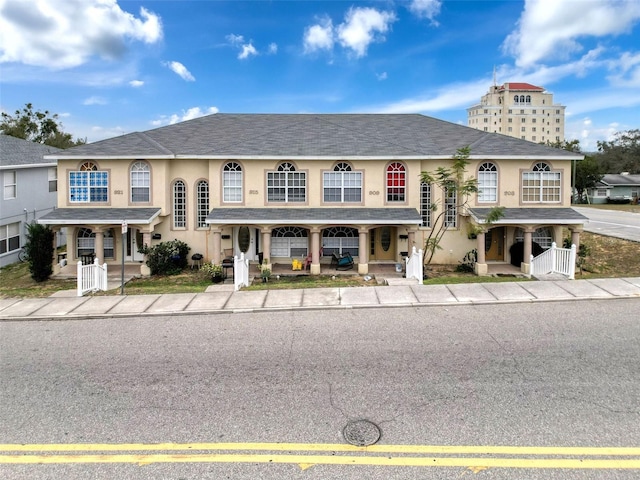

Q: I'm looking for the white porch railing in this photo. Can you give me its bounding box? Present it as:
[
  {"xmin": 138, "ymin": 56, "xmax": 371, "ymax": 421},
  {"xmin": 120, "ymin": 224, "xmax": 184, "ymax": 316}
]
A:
[
  {"xmin": 77, "ymin": 258, "xmax": 108, "ymax": 296},
  {"xmin": 530, "ymin": 242, "xmax": 576, "ymax": 279},
  {"xmin": 234, "ymin": 253, "xmax": 250, "ymax": 291},
  {"xmin": 405, "ymin": 246, "xmax": 424, "ymax": 284}
]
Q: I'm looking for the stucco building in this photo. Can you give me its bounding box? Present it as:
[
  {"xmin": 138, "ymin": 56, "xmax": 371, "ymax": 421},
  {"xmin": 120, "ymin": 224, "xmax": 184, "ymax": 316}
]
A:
[
  {"xmin": 38, "ymin": 113, "xmax": 585, "ymax": 276},
  {"xmin": 1, "ymin": 135, "xmax": 65, "ymax": 267},
  {"xmin": 467, "ymin": 83, "xmax": 566, "ymax": 144}
]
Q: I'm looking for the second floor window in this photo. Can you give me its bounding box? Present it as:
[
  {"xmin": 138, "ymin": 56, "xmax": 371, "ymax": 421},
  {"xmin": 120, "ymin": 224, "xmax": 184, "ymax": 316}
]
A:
[
  {"xmin": 444, "ymin": 186, "xmax": 457, "ymax": 227},
  {"xmin": 420, "ymin": 182, "xmax": 431, "ymax": 227},
  {"xmin": 323, "ymin": 162, "xmax": 362, "ymax": 202},
  {"xmin": 69, "ymin": 162, "xmax": 108, "ymax": 203},
  {"xmin": 173, "ymin": 180, "xmax": 186, "ymax": 228},
  {"xmin": 267, "ymin": 162, "xmax": 306, "ymax": 203},
  {"xmin": 130, "ymin": 161, "xmax": 150, "ymax": 202},
  {"xmin": 478, "ymin": 162, "xmax": 497, "ymax": 203},
  {"xmin": 223, "ymin": 162, "xmax": 242, "ymax": 202},
  {"xmin": 4, "ymin": 170, "xmax": 16, "ymax": 199},
  {"xmin": 48, "ymin": 167, "xmax": 57, "ymax": 192},
  {"xmin": 386, "ymin": 162, "xmax": 406, "ymax": 202},
  {"xmin": 522, "ymin": 162, "xmax": 561, "ymax": 203},
  {"xmin": 196, "ymin": 180, "xmax": 209, "ymax": 228}
]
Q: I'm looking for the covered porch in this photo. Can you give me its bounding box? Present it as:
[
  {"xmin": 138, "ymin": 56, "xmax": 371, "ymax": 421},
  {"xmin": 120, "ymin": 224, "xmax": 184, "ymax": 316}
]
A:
[{"xmin": 468, "ymin": 208, "xmax": 588, "ymax": 276}]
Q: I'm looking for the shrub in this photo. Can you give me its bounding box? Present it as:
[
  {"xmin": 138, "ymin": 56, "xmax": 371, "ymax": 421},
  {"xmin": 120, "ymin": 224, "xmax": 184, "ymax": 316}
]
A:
[
  {"xmin": 141, "ymin": 239, "xmax": 190, "ymax": 275},
  {"xmin": 24, "ymin": 223, "xmax": 54, "ymax": 282},
  {"xmin": 456, "ymin": 248, "xmax": 477, "ymax": 272}
]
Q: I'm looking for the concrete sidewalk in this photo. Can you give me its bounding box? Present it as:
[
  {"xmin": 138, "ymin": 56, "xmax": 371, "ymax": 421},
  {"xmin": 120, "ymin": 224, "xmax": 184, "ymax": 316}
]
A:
[{"xmin": 1, "ymin": 277, "xmax": 639, "ymax": 320}]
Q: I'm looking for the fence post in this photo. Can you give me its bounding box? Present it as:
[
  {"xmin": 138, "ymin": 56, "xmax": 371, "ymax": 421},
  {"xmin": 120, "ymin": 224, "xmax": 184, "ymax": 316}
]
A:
[
  {"xmin": 569, "ymin": 244, "xmax": 576, "ymax": 280},
  {"xmin": 77, "ymin": 261, "xmax": 83, "ymax": 296},
  {"xmin": 529, "ymin": 254, "xmax": 534, "ymax": 278},
  {"xmin": 550, "ymin": 242, "xmax": 557, "ymax": 274},
  {"xmin": 93, "ymin": 258, "xmax": 99, "ymax": 292}
]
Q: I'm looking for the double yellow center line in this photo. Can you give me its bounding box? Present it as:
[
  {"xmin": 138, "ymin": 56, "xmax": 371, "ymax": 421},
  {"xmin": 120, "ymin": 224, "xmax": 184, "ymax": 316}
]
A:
[{"xmin": 2, "ymin": 443, "xmax": 640, "ymax": 469}]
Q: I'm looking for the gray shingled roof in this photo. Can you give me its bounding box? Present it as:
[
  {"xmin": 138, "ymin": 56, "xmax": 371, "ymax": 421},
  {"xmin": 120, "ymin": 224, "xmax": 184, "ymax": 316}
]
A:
[
  {"xmin": 0, "ymin": 134, "xmax": 62, "ymax": 167},
  {"xmin": 48, "ymin": 114, "xmax": 582, "ymax": 160},
  {"xmin": 470, "ymin": 208, "xmax": 587, "ymax": 225},
  {"xmin": 598, "ymin": 174, "xmax": 640, "ymax": 186},
  {"xmin": 38, "ymin": 208, "xmax": 162, "ymax": 224},
  {"xmin": 206, "ymin": 207, "xmax": 422, "ymax": 225}
]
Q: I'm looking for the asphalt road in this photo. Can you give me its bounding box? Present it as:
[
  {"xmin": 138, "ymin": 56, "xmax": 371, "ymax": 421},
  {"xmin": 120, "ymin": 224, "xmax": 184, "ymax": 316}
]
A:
[
  {"xmin": 574, "ymin": 206, "xmax": 640, "ymax": 242},
  {"xmin": 1, "ymin": 300, "xmax": 639, "ymax": 479}
]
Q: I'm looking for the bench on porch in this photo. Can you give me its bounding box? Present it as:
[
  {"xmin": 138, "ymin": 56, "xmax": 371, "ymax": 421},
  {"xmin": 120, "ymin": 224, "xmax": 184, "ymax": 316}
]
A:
[{"xmin": 331, "ymin": 252, "xmax": 354, "ymax": 271}]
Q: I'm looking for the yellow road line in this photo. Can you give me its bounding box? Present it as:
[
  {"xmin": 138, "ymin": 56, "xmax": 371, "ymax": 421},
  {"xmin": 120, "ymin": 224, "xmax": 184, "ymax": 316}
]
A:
[
  {"xmin": 1, "ymin": 453, "xmax": 640, "ymax": 469},
  {"xmin": 2, "ymin": 442, "xmax": 640, "ymax": 456}
]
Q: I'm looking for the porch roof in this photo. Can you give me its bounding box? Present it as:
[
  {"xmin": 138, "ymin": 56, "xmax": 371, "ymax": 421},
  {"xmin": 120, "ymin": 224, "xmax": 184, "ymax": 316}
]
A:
[
  {"xmin": 206, "ymin": 207, "xmax": 422, "ymax": 226},
  {"xmin": 38, "ymin": 208, "xmax": 162, "ymax": 225},
  {"xmin": 469, "ymin": 207, "xmax": 588, "ymax": 225}
]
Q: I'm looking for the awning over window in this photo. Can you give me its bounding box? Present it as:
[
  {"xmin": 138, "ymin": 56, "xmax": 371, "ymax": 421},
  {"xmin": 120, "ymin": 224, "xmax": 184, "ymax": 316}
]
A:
[
  {"xmin": 38, "ymin": 208, "xmax": 162, "ymax": 225},
  {"xmin": 469, "ymin": 208, "xmax": 588, "ymax": 225},
  {"xmin": 206, "ymin": 208, "xmax": 422, "ymax": 226}
]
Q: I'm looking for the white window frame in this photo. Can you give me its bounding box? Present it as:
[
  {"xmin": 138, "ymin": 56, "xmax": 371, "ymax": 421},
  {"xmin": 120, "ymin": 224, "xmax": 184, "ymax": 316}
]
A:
[
  {"xmin": 478, "ymin": 162, "xmax": 498, "ymax": 203},
  {"xmin": 0, "ymin": 222, "xmax": 20, "ymax": 254},
  {"xmin": 130, "ymin": 161, "xmax": 150, "ymax": 203},
  {"xmin": 223, "ymin": 162, "xmax": 242, "ymax": 203},
  {"xmin": 173, "ymin": 180, "xmax": 186, "ymax": 229},
  {"xmin": 69, "ymin": 162, "xmax": 108, "ymax": 203},
  {"xmin": 4, "ymin": 170, "xmax": 16, "ymax": 199},
  {"xmin": 444, "ymin": 186, "xmax": 457, "ymax": 227},
  {"xmin": 48, "ymin": 167, "xmax": 57, "ymax": 193},
  {"xmin": 522, "ymin": 162, "xmax": 561, "ymax": 203},
  {"xmin": 267, "ymin": 163, "xmax": 306, "ymax": 203},
  {"xmin": 196, "ymin": 180, "xmax": 209, "ymax": 229},
  {"xmin": 420, "ymin": 182, "xmax": 431, "ymax": 227},
  {"xmin": 386, "ymin": 162, "xmax": 406, "ymax": 202},
  {"xmin": 323, "ymin": 163, "xmax": 362, "ymax": 203}
]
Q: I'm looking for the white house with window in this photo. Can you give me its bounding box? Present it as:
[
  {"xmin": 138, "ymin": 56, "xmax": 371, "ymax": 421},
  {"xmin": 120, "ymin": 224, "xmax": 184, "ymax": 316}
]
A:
[
  {"xmin": 0, "ymin": 135, "xmax": 65, "ymax": 267},
  {"xmin": 38, "ymin": 114, "xmax": 586, "ymax": 276}
]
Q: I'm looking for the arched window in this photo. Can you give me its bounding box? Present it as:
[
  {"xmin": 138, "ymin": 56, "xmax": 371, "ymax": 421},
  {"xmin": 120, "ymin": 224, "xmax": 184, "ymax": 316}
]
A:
[
  {"xmin": 130, "ymin": 161, "xmax": 150, "ymax": 202},
  {"xmin": 322, "ymin": 227, "xmax": 358, "ymax": 256},
  {"xmin": 173, "ymin": 180, "xmax": 186, "ymax": 228},
  {"xmin": 519, "ymin": 95, "xmax": 525, "ymax": 103},
  {"xmin": 420, "ymin": 182, "xmax": 431, "ymax": 227},
  {"xmin": 196, "ymin": 180, "xmax": 209, "ymax": 228},
  {"xmin": 386, "ymin": 162, "xmax": 406, "ymax": 202},
  {"xmin": 76, "ymin": 228, "xmax": 114, "ymax": 259},
  {"xmin": 525, "ymin": 95, "xmax": 531, "ymax": 104},
  {"xmin": 271, "ymin": 226, "xmax": 308, "ymax": 257},
  {"xmin": 515, "ymin": 227, "xmax": 553, "ymax": 249},
  {"xmin": 514, "ymin": 95, "xmax": 519, "ymax": 104},
  {"xmin": 70, "ymin": 162, "xmax": 108, "ymax": 203},
  {"xmin": 267, "ymin": 163, "xmax": 306, "ymax": 202},
  {"xmin": 522, "ymin": 163, "xmax": 561, "ymax": 203},
  {"xmin": 478, "ymin": 162, "xmax": 498, "ymax": 202},
  {"xmin": 323, "ymin": 162, "xmax": 362, "ymax": 202},
  {"xmin": 223, "ymin": 162, "xmax": 242, "ymax": 202}
]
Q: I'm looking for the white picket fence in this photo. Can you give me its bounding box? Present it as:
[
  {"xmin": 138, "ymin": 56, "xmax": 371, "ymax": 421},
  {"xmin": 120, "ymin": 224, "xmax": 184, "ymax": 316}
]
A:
[
  {"xmin": 234, "ymin": 253, "xmax": 250, "ymax": 291},
  {"xmin": 405, "ymin": 246, "xmax": 424, "ymax": 284},
  {"xmin": 530, "ymin": 242, "xmax": 576, "ymax": 279},
  {"xmin": 77, "ymin": 259, "xmax": 108, "ymax": 296}
]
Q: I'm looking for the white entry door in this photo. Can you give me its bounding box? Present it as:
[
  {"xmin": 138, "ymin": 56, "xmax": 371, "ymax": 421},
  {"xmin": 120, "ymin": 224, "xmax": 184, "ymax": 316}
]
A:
[
  {"xmin": 234, "ymin": 226, "xmax": 259, "ymax": 261},
  {"xmin": 126, "ymin": 228, "xmax": 145, "ymax": 262}
]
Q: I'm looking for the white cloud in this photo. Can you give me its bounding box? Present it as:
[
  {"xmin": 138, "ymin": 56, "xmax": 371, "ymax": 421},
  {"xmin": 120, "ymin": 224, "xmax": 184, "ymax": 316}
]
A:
[
  {"xmin": 607, "ymin": 51, "xmax": 640, "ymax": 87},
  {"xmin": 164, "ymin": 61, "xmax": 195, "ymax": 81},
  {"xmin": 408, "ymin": 0, "xmax": 442, "ymax": 24},
  {"xmin": 226, "ymin": 34, "xmax": 244, "ymax": 45},
  {"xmin": 503, "ymin": 0, "xmax": 640, "ymax": 67},
  {"xmin": 83, "ymin": 96, "xmax": 107, "ymax": 106},
  {"xmin": 0, "ymin": 0, "xmax": 162, "ymax": 69},
  {"xmin": 303, "ymin": 17, "xmax": 334, "ymax": 54},
  {"xmin": 337, "ymin": 7, "xmax": 396, "ymax": 58},
  {"xmin": 238, "ymin": 43, "xmax": 258, "ymax": 60},
  {"xmin": 268, "ymin": 43, "xmax": 278, "ymax": 55},
  {"xmin": 151, "ymin": 106, "xmax": 219, "ymax": 126},
  {"xmin": 376, "ymin": 72, "xmax": 388, "ymax": 81},
  {"xmin": 129, "ymin": 80, "xmax": 144, "ymax": 87}
]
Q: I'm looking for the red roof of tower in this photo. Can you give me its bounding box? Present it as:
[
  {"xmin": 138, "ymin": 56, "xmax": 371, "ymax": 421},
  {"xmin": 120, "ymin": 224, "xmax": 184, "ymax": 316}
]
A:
[{"xmin": 498, "ymin": 82, "xmax": 544, "ymax": 92}]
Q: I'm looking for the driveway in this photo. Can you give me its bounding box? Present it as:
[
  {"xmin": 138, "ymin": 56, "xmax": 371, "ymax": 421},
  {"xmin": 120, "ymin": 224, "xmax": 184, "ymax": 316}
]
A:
[{"xmin": 573, "ymin": 206, "xmax": 640, "ymax": 242}]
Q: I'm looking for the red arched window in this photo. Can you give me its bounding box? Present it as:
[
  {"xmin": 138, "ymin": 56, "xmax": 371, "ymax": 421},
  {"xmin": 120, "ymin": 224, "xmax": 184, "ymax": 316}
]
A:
[{"xmin": 386, "ymin": 162, "xmax": 406, "ymax": 202}]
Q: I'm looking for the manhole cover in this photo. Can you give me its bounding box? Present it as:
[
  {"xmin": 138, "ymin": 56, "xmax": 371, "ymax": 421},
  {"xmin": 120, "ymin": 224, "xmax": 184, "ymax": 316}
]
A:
[{"xmin": 343, "ymin": 420, "xmax": 381, "ymax": 446}]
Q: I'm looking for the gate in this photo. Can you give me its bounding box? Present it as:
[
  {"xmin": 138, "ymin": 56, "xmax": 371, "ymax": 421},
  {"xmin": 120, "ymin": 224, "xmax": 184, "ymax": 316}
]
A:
[{"xmin": 77, "ymin": 259, "xmax": 108, "ymax": 296}]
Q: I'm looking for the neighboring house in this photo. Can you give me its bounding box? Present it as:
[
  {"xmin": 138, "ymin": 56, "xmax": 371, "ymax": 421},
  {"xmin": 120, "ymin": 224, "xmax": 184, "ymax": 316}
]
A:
[
  {"xmin": 587, "ymin": 173, "xmax": 640, "ymax": 204},
  {"xmin": 0, "ymin": 135, "xmax": 65, "ymax": 268},
  {"xmin": 38, "ymin": 113, "xmax": 586, "ymax": 276},
  {"xmin": 467, "ymin": 82, "xmax": 566, "ymax": 144}
]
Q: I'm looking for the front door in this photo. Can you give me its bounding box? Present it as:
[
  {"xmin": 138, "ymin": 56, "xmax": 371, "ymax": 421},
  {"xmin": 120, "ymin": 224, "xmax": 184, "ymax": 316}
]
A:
[
  {"xmin": 126, "ymin": 228, "xmax": 145, "ymax": 262},
  {"xmin": 234, "ymin": 226, "xmax": 259, "ymax": 261},
  {"xmin": 485, "ymin": 227, "xmax": 505, "ymax": 261},
  {"xmin": 371, "ymin": 227, "xmax": 396, "ymax": 261}
]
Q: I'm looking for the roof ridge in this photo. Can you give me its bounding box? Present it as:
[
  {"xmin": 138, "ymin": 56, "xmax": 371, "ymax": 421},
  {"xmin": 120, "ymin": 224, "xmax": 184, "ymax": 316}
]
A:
[{"xmin": 133, "ymin": 131, "xmax": 175, "ymax": 155}]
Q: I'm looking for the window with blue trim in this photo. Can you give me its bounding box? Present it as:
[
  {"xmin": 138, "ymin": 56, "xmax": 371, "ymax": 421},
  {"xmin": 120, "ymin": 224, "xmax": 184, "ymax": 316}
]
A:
[{"xmin": 69, "ymin": 162, "xmax": 108, "ymax": 203}]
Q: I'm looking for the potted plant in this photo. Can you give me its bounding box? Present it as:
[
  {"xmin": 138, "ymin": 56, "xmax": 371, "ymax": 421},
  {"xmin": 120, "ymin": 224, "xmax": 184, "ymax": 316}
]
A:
[
  {"xmin": 201, "ymin": 262, "xmax": 224, "ymax": 283},
  {"xmin": 260, "ymin": 259, "xmax": 271, "ymax": 282}
]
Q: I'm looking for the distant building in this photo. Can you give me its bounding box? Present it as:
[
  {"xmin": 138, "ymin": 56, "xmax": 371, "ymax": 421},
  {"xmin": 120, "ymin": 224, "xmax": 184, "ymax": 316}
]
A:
[
  {"xmin": 0, "ymin": 135, "xmax": 65, "ymax": 267},
  {"xmin": 467, "ymin": 82, "xmax": 565, "ymax": 144}
]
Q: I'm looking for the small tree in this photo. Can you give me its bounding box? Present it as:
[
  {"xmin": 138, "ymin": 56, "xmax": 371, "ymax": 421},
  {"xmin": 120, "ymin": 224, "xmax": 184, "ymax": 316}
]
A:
[
  {"xmin": 420, "ymin": 146, "xmax": 480, "ymax": 266},
  {"xmin": 24, "ymin": 223, "xmax": 54, "ymax": 282}
]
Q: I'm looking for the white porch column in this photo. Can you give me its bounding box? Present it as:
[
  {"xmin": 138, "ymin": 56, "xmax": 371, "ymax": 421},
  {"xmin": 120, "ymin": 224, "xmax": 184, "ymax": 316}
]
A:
[
  {"xmin": 310, "ymin": 228, "xmax": 321, "ymax": 275},
  {"xmin": 358, "ymin": 228, "xmax": 369, "ymax": 274},
  {"xmin": 52, "ymin": 227, "xmax": 61, "ymax": 274},
  {"xmin": 261, "ymin": 228, "xmax": 272, "ymax": 269},
  {"xmin": 474, "ymin": 230, "xmax": 488, "ymax": 275},
  {"xmin": 211, "ymin": 228, "xmax": 222, "ymax": 264},
  {"xmin": 140, "ymin": 231, "xmax": 151, "ymax": 275},
  {"xmin": 522, "ymin": 227, "xmax": 534, "ymax": 274},
  {"xmin": 93, "ymin": 227, "xmax": 104, "ymax": 264}
]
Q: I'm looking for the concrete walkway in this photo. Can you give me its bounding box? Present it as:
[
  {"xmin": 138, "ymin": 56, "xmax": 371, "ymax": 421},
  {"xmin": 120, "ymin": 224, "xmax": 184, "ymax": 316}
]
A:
[{"xmin": 1, "ymin": 277, "xmax": 639, "ymax": 320}]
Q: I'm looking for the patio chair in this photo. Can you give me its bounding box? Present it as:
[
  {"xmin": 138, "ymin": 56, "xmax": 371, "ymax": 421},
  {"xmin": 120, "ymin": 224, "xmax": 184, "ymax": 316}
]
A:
[{"xmin": 331, "ymin": 252, "xmax": 354, "ymax": 271}]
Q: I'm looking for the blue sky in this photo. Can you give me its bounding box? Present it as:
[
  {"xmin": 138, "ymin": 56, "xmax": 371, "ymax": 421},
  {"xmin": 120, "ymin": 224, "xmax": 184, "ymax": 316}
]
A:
[{"xmin": 1, "ymin": 0, "xmax": 639, "ymax": 151}]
